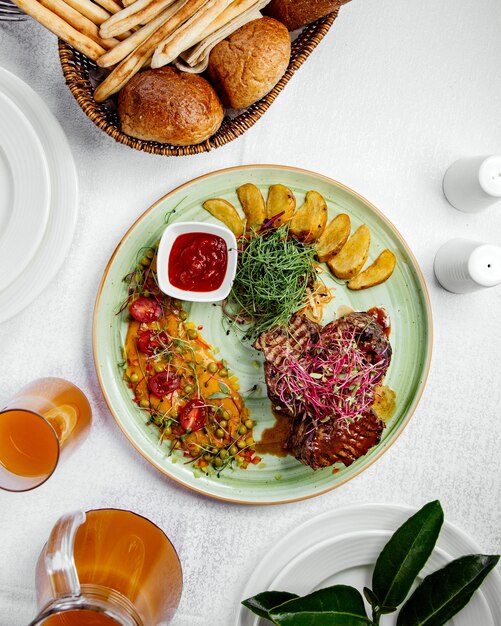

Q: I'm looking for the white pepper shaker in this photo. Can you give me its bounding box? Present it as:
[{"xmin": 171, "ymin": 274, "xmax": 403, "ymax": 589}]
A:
[
  {"xmin": 443, "ymin": 155, "xmax": 501, "ymax": 212},
  {"xmin": 434, "ymin": 239, "xmax": 501, "ymax": 293}
]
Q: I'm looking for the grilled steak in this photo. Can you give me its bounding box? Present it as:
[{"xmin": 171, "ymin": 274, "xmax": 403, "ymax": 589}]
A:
[
  {"xmin": 254, "ymin": 315, "xmax": 320, "ymax": 414},
  {"xmin": 254, "ymin": 315, "xmax": 321, "ymax": 369},
  {"xmin": 287, "ymin": 410, "xmax": 384, "ymax": 469},
  {"xmin": 255, "ymin": 311, "xmax": 392, "ymax": 470},
  {"xmin": 322, "ymin": 312, "xmax": 392, "ymax": 380}
]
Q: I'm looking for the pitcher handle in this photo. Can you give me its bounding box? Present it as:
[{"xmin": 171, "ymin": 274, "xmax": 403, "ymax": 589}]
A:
[{"xmin": 45, "ymin": 510, "xmax": 86, "ymax": 598}]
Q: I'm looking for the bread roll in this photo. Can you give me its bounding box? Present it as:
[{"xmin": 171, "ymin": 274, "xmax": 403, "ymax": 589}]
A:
[
  {"xmin": 117, "ymin": 67, "xmax": 224, "ymax": 146},
  {"xmin": 263, "ymin": 0, "xmax": 351, "ymax": 31},
  {"xmin": 207, "ymin": 16, "xmax": 290, "ymax": 110}
]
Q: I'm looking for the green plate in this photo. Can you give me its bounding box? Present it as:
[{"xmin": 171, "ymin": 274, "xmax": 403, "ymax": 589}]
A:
[{"xmin": 93, "ymin": 165, "xmax": 432, "ymax": 504}]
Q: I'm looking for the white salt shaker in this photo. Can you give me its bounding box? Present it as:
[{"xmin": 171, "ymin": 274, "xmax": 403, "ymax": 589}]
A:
[
  {"xmin": 443, "ymin": 155, "xmax": 501, "ymax": 212},
  {"xmin": 434, "ymin": 239, "xmax": 501, "ymax": 293}
]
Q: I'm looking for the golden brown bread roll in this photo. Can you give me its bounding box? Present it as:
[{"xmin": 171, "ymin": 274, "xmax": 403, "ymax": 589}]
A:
[
  {"xmin": 264, "ymin": 0, "xmax": 351, "ymax": 31},
  {"xmin": 117, "ymin": 66, "xmax": 224, "ymax": 146},
  {"xmin": 207, "ymin": 16, "xmax": 291, "ymax": 110}
]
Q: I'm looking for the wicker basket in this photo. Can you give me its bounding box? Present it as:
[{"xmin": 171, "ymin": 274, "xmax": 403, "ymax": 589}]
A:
[{"xmin": 58, "ymin": 10, "xmax": 339, "ymax": 156}]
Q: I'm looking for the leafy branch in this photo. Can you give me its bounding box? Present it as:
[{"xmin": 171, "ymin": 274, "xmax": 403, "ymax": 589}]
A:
[{"xmin": 242, "ymin": 501, "xmax": 499, "ymax": 626}]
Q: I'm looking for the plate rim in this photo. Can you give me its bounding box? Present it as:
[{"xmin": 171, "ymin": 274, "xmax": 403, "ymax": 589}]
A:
[
  {"xmin": 0, "ymin": 67, "xmax": 78, "ymax": 324},
  {"xmin": 92, "ymin": 164, "xmax": 433, "ymax": 505},
  {"xmin": 0, "ymin": 90, "xmax": 51, "ymax": 293}
]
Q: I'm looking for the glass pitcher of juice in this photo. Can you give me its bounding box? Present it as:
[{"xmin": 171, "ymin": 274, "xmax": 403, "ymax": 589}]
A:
[
  {"xmin": 0, "ymin": 378, "xmax": 91, "ymax": 491},
  {"xmin": 29, "ymin": 509, "xmax": 183, "ymax": 626}
]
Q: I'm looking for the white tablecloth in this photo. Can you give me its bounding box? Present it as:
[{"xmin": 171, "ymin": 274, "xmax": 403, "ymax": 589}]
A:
[{"xmin": 1, "ymin": 0, "xmax": 500, "ymax": 624}]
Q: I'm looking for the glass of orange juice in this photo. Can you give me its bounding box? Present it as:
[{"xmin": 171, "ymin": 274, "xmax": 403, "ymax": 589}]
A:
[
  {"xmin": 0, "ymin": 378, "xmax": 91, "ymax": 492},
  {"xmin": 30, "ymin": 509, "xmax": 183, "ymax": 626}
]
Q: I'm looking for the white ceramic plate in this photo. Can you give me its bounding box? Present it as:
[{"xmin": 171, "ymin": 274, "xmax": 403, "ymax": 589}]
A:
[
  {"xmin": 0, "ymin": 67, "xmax": 78, "ymax": 323},
  {"xmin": 237, "ymin": 504, "xmax": 501, "ymax": 626},
  {"xmin": 0, "ymin": 91, "xmax": 50, "ymax": 292}
]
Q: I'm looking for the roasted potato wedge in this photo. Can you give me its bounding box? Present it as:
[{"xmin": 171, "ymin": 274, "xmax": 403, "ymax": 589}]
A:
[
  {"xmin": 266, "ymin": 184, "xmax": 296, "ymax": 226},
  {"xmin": 289, "ymin": 190, "xmax": 328, "ymax": 242},
  {"xmin": 315, "ymin": 213, "xmax": 351, "ymax": 262},
  {"xmin": 237, "ymin": 183, "xmax": 266, "ymax": 232},
  {"xmin": 347, "ymin": 249, "xmax": 396, "ymax": 290},
  {"xmin": 327, "ymin": 224, "xmax": 371, "ymax": 280},
  {"xmin": 202, "ymin": 198, "xmax": 244, "ymax": 238}
]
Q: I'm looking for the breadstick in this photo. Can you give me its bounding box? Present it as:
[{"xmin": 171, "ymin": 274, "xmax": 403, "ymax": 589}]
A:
[
  {"xmin": 96, "ymin": 0, "xmax": 185, "ymax": 67},
  {"xmin": 99, "ymin": 0, "xmax": 178, "ymax": 39},
  {"xmin": 10, "ymin": 0, "xmax": 106, "ymax": 61},
  {"xmin": 151, "ymin": 0, "xmax": 231, "ymax": 68},
  {"xmin": 94, "ymin": 0, "xmax": 207, "ymax": 102},
  {"xmin": 93, "ymin": 0, "xmax": 123, "ymax": 14},
  {"xmin": 177, "ymin": 0, "xmax": 265, "ymax": 72},
  {"xmin": 62, "ymin": 0, "xmax": 134, "ymax": 42},
  {"xmin": 195, "ymin": 0, "xmax": 261, "ymax": 40},
  {"xmin": 38, "ymin": 0, "xmax": 119, "ymax": 48},
  {"xmin": 63, "ymin": 0, "xmax": 110, "ymax": 24}
]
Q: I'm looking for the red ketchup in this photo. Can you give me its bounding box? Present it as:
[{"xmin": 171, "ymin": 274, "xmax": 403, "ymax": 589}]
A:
[{"xmin": 168, "ymin": 232, "xmax": 228, "ymax": 292}]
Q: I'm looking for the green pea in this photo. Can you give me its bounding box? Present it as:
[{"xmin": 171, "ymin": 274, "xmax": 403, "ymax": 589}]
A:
[
  {"xmin": 238, "ymin": 425, "xmax": 247, "ymax": 435},
  {"xmin": 216, "ymin": 428, "xmax": 225, "ymax": 438},
  {"xmin": 219, "ymin": 449, "xmax": 229, "ymax": 460},
  {"xmin": 173, "ymin": 299, "xmax": 182, "ymax": 308},
  {"xmin": 246, "ymin": 437, "xmax": 254, "ymax": 446},
  {"xmin": 219, "ymin": 419, "xmax": 228, "ymax": 429},
  {"xmin": 207, "ymin": 362, "xmax": 218, "ymax": 374},
  {"xmin": 183, "ymin": 384, "xmax": 194, "ymax": 395},
  {"xmin": 140, "ymin": 256, "xmax": 150, "ymax": 266},
  {"xmin": 140, "ymin": 399, "xmax": 150, "ymax": 408},
  {"xmin": 203, "ymin": 453, "xmax": 212, "ymax": 461},
  {"xmin": 237, "ymin": 440, "xmax": 246, "ymax": 449},
  {"xmin": 154, "ymin": 364, "xmax": 164, "ymax": 373},
  {"xmin": 229, "ymin": 445, "xmax": 238, "ymax": 456},
  {"xmin": 187, "ymin": 329, "xmax": 197, "ymax": 340},
  {"xmin": 222, "ymin": 410, "xmax": 230, "ymax": 420},
  {"xmin": 130, "ymin": 373, "xmax": 139, "ymax": 383},
  {"xmin": 179, "ymin": 310, "xmax": 188, "ymax": 321},
  {"xmin": 164, "ymin": 426, "xmax": 172, "ymax": 436},
  {"xmin": 245, "ymin": 419, "xmax": 254, "ymax": 429},
  {"xmin": 153, "ymin": 415, "xmax": 163, "ymax": 426},
  {"xmin": 213, "ymin": 457, "xmax": 223, "ymax": 468},
  {"xmin": 146, "ymin": 249, "xmax": 155, "ymax": 259},
  {"xmin": 219, "ymin": 367, "xmax": 228, "ymax": 378}
]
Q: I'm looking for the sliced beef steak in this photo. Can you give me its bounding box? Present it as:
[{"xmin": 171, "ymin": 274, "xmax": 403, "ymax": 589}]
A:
[
  {"xmin": 255, "ymin": 311, "xmax": 391, "ymax": 470},
  {"xmin": 287, "ymin": 410, "xmax": 384, "ymax": 469},
  {"xmin": 322, "ymin": 312, "xmax": 392, "ymax": 381},
  {"xmin": 254, "ymin": 315, "xmax": 321, "ymax": 369},
  {"xmin": 255, "ymin": 315, "xmax": 320, "ymax": 414}
]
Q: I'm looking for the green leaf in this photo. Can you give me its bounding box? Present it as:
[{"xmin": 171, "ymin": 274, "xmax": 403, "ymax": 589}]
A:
[
  {"xmin": 270, "ymin": 585, "xmax": 372, "ymax": 626},
  {"xmin": 242, "ymin": 591, "xmax": 299, "ymax": 620},
  {"xmin": 363, "ymin": 587, "xmax": 379, "ymax": 607},
  {"xmin": 363, "ymin": 587, "xmax": 397, "ymax": 623},
  {"xmin": 270, "ymin": 612, "xmax": 374, "ymax": 626},
  {"xmin": 378, "ymin": 605, "xmax": 398, "ymax": 615},
  {"xmin": 396, "ymin": 554, "xmax": 500, "ymax": 626},
  {"xmin": 372, "ymin": 500, "xmax": 444, "ymax": 609}
]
